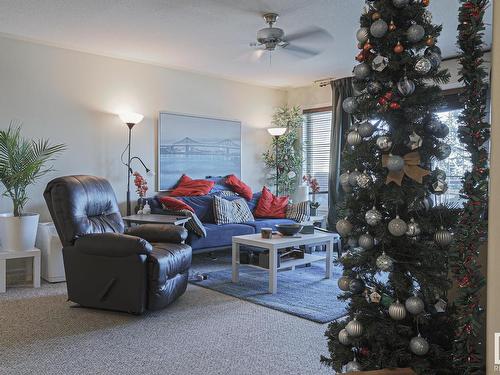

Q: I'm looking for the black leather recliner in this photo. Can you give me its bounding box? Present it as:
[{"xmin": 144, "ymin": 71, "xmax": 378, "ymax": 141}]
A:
[{"xmin": 44, "ymin": 175, "xmax": 192, "ymax": 314}]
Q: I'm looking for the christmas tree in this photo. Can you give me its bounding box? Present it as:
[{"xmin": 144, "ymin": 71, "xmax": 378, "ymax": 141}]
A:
[{"xmin": 321, "ymin": 0, "xmax": 458, "ymax": 373}]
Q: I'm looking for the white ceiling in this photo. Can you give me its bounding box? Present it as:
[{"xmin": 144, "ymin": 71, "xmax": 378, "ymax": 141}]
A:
[{"xmin": 0, "ymin": 0, "xmax": 493, "ymax": 88}]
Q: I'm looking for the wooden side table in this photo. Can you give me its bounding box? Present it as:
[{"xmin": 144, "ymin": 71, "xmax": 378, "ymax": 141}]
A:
[{"xmin": 0, "ymin": 248, "xmax": 41, "ymax": 293}]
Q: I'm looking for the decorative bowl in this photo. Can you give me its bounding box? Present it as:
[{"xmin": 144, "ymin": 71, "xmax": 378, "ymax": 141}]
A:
[{"xmin": 275, "ymin": 224, "xmax": 304, "ymax": 236}]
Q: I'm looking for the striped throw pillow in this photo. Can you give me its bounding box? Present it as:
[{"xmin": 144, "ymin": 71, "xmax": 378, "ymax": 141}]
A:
[
  {"xmin": 286, "ymin": 201, "xmax": 311, "ymax": 222},
  {"xmin": 158, "ymin": 206, "xmax": 207, "ymax": 238},
  {"xmin": 213, "ymin": 195, "xmax": 254, "ymax": 225}
]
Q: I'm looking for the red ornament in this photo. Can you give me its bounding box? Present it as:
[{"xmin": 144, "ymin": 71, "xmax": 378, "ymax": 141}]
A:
[
  {"xmin": 363, "ymin": 41, "xmax": 373, "ymax": 51},
  {"xmin": 389, "ymin": 20, "xmax": 396, "ymax": 32},
  {"xmin": 378, "ymin": 97, "xmax": 388, "ymax": 106},
  {"xmin": 390, "ymin": 102, "xmax": 401, "ymax": 110},
  {"xmin": 394, "ymin": 42, "xmax": 404, "ymax": 54},
  {"xmin": 422, "ymin": 0, "xmax": 430, "ymax": 7},
  {"xmin": 359, "ymin": 347, "xmax": 370, "ymax": 357},
  {"xmin": 384, "ymin": 92, "xmax": 393, "ymax": 100},
  {"xmin": 426, "ymin": 36, "xmax": 435, "ymax": 46},
  {"xmin": 356, "ymin": 52, "xmax": 365, "ymax": 62}
]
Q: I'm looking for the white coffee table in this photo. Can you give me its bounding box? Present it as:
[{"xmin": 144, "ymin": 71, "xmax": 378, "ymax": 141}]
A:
[
  {"xmin": 231, "ymin": 231, "xmax": 338, "ymax": 294},
  {"xmin": 0, "ymin": 248, "xmax": 41, "ymax": 293}
]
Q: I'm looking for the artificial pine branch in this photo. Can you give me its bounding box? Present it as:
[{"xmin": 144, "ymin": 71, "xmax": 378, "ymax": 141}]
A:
[{"xmin": 450, "ymin": 1, "xmax": 489, "ymax": 373}]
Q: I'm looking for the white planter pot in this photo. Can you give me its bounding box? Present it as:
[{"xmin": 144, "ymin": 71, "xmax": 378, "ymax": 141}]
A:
[{"xmin": 0, "ymin": 213, "xmax": 40, "ymax": 251}]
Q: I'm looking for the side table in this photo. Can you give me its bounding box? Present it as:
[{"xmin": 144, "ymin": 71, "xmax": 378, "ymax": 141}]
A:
[{"xmin": 0, "ymin": 248, "xmax": 41, "ymax": 293}]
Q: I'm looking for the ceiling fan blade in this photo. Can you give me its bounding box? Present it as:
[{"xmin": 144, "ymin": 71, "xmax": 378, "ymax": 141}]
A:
[
  {"xmin": 282, "ymin": 44, "xmax": 320, "ymax": 58},
  {"xmin": 285, "ymin": 27, "xmax": 333, "ymax": 43}
]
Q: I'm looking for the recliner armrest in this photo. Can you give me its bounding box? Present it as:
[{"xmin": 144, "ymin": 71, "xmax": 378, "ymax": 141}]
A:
[
  {"xmin": 74, "ymin": 233, "xmax": 153, "ymax": 257},
  {"xmin": 126, "ymin": 224, "xmax": 188, "ymax": 244}
]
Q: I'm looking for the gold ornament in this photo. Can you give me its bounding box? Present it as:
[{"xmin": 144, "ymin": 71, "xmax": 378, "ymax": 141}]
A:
[
  {"xmin": 382, "ymin": 151, "xmax": 430, "ymax": 186},
  {"xmin": 372, "ymin": 12, "xmax": 381, "ymax": 20}
]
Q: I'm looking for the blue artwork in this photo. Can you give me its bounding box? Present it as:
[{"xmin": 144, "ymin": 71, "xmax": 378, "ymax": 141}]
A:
[{"xmin": 158, "ymin": 112, "xmax": 241, "ymax": 190}]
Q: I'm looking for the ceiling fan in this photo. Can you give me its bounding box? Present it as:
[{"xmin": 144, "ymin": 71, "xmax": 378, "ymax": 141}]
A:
[{"xmin": 248, "ymin": 13, "xmax": 332, "ymax": 61}]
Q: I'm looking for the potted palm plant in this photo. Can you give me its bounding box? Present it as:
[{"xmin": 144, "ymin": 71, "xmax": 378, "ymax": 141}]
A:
[{"xmin": 0, "ymin": 124, "xmax": 65, "ymax": 251}]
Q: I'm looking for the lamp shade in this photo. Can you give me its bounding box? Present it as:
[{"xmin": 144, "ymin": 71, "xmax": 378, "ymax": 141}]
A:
[
  {"xmin": 119, "ymin": 112, "xmax": 144, "ymax": 125},
  {"xmin": 267, "ymin": 127, "xmax": 287, "ymax": 136}
]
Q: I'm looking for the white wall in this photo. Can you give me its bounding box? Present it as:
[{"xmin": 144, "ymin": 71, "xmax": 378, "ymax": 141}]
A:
[
  {"xmin": 287, "ymin": 54, "xmax": 492, "ymax": 110},
  {"xmin": 0, "ymin": 36, "xmax": 287, "ymax": 220}
]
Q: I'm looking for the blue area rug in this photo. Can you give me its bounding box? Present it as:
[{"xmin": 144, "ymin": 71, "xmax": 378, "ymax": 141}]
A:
[{"xmin": 189, "ymin": 260, "xmax": 347, "ymax": 324}]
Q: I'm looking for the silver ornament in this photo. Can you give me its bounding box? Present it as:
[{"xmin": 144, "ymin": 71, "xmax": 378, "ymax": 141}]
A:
[
  {"xmin": 358, "ymin": 121, "xmax": 375, "ymax": 138},
  {"xmin": 372, "ymin": 55, "xmax": 389, "ymax": 72},
  {"xmin": 365, "ymin": 207, "xmax": 382, "ymax": 226},
  {"xmin": 431, "ymin": 180, "xmax": 448, "ymax": 195},
  {"xmin": 425, "ymin": 118, "xmax": 442, "ymax": 135},
  {"xmin": 405, "ymin": 296, "xmax": 425, "ymax": 315},
  {"xmin": 349, "ymin": 278, "xmax": 365, "ymax": 294},
  {"xmin": 348, "ymin": 170, "xmax": 361, "ymax": 187},
  {"xmin": 406, "ymin": 218, "xmax": 421, "ymax": 238},
  {"xmin": 436, "ymin": 143, "xmax": 452, "ymax": 160},
  {"xmin": 343, "ymin": 97, "xmax": 359, "ymax": 113},
  {"xmin": 367, "ymin": 80, "xmax": 383, "ymax": 95},
  {"xmin": 407, "ymin": 132, "xmax": 423, "ymax": 150},
  {"xmin": 369, "ymin": 289, "xmax": 382, "ymax": 303},
  {"xmin": 389, "ymin": 300, "xmax": 407, "ymax": 320},
  {"xmin": 410, "ymin": 335, "xmax": 429, "ymax": 356},
  {"xmin": 376, "ymin": 252, "xmax": 394, "ymax": 272},
  {"xmin": 435, "ymin": 123, "xmax": 450, "ymax": 139},
  {"xmin": 377, "ymin": 136, "xmax": 393, "ymax": 151},
  {"xmin": 407, "ymin": 24, "xmax": 425, "ymax": 43},
  {"xmin": 345, "ymin": 359, "xmax": 363, "ymax": 372},
  {"xmin": 427, "ymin": 52, "xmax": 442, "ymax": 69},
  {"xmin": 338, "ymin": 275, "xmax": 352, "ymax": 291},
  {"xmin": 434, "ymin": 168, "xmax": 447, "ymax": 181},
  {"xmin": 425, "ymin": 45, "xmax": 442, "ymax": 57},
  {"xmin": 423, "ymin": 10, "xmax": 433, "ymax": 24},
  {"xmin": 397, "ymin": 76, "xmax": 416, "ymax": 96},
  {"xmin": 415, "ymin": 57, "xmax": 432, "ymax": 74},
  {"xmin": 434, "ymin": 227, "xmax": 453, "ymax": 246},
  {"xmin": 388, "ymin": 216, "xmax": 408, "ymax": 237},
  {"xmin": 347, "ymin": 130, "xmax": 363, "ymax": 146},
  {"xmin": 353, "ymin": 63, "xmax": 371, "ymax": 80},
  {"xmin": 338, "ymin": 329, "xmax": 351, "ymax": 345},
  {"xmin": 345, "ymin": 318, "xmax": 363, "ymax": 338},
  {"xmin": 386, "ymin": 154, "xmax": 405, "ymax": 172},
  {"xmin": 358, "ymin": 233, "xmax": 375, "ymax": 250},
  {"xmin": 336, "ymin": 218, "xmax": 353, "ymax": 237},
  {"xmin": 393, "ymin": 0, "xmax": 410, "ymax": 7},
  {"xmin": 356, "ymin": 172, "xmax": 371, "ymax": 188},
  {"xmin": 347, "ymin": 237, "xmax": 358, "ymax": 248},
  {"xmin": 370, "ymin": 19, "xmax": 388, "ymax": 38},
  {"xmin": 356, "ymin": 27, "xmax": 370, "ymax": 43},
  {"xmin": 352, "ymin": 79, "xmax": 367, "ymax": 93},
  {"xmin": 340, "ymin": 172, "xmax": 350, "ymax": 186},
  {"xmin": 342, "ymin": 183, "xmax": 353, "ymax": 193}
]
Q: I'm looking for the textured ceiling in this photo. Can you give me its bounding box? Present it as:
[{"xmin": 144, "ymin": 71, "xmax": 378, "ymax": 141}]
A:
[{"xmin": 0, "ymin": 0, "xmax": 493, "ymax": 88}]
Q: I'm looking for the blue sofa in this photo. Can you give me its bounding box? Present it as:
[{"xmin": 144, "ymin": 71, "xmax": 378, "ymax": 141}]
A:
[{"xmin": 143, "ymin": 193, "xmax": 297, "ymax": 253}]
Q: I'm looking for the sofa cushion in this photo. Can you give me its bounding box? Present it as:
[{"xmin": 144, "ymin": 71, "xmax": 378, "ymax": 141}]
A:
[
  {"xmin": 243, "ymin": 218, "xmax": 297, "ymax": 232},
  {"xmin": 170, "ymin": 175, "xmax": 215, "ymax": 197},
  {"xmin": 187, "ymin": 223, "xmax": 254, "ymax": 250},
  {"xmin": 158, "ymin": 196, "xmax": 195, "ymax": 213},
  {"xmin": 179, "ymin": 195, "xmax": 215, "ymax": 223},
  {"xmin": 206, "ymin": 176, "xmax": 230, "ymax": 194},
  {"xmin": 213, "ymin": 196, "xmax": 254, "ymax": 225},
  {"xmin": 225, "ymin": 174, "xmax": 253, "ymax": 200},
  {"xmin": 286, "ymin": 201, "xmax": 311, "ymax": 222},
  {"xmin": 254, "ymin": 187, "xmax": 289, "ymax": 218}
]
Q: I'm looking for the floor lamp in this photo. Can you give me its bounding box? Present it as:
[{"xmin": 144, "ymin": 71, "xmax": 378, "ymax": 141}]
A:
[
  {"xmin": 118, "ymin": 112, "xmax": 151, "ymax": 216},
  {"xmin": 267, "ymin": 127, "xmax": 287, "ymax": 195}
]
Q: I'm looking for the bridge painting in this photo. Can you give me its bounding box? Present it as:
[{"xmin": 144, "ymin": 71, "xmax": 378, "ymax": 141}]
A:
[{"xmin": 158, "ymin": 112, "xmax": 241, "ymax": 190}]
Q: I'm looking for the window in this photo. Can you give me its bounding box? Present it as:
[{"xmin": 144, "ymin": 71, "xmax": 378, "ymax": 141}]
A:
[
  {"xmin": 433, "ymin": 91, "xmax": 472, "ymax": 206},
  {"xmin": 302, "ymin": 107, "xmax": 332, "ymax": 215}
]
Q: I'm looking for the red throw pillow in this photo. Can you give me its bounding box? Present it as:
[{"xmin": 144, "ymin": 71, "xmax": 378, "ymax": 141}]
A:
[
  {"xmin": 158, "ymin": 196, "xmax": 194, "ymax": 213},
  {"xmin": 225, "ymin": 174, "xmax": 253, "ymax": 200},
  {"xmin": 254, "ymin": 187, "xmax": 289, "ymax": 218},
  {"xmin": 170, "ymin": 175, "xmax": 215, "ymax": 197}
]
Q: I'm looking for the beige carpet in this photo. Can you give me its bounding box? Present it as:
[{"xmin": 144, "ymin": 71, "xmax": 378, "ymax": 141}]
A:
[{"xmin": 0, "ymin": 281, "xmax": 332, "ymax": 375}]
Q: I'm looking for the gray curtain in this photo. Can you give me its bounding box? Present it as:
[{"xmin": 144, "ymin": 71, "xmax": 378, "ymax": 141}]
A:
[{"xmin": 327, "ymin": 77, "xmax": 353, "ymax": 229}]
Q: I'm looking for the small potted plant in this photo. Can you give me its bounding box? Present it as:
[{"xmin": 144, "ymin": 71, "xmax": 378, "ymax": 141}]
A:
[
  {"xmin": 303, "ymin": 174, "xmax": 320, "ymax": 216},
  {"xmin": 0, "ymin": 124, "xmax": 65, "ymax": 251},
  {"xmin": 133, "ymin": 172, "xmax": 149, "ymax": 214}
]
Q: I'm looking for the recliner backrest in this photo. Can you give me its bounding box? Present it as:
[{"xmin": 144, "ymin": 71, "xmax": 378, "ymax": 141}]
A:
[{"xmin": 44, "ymin": 175, "xmax": 125, "ymax": 246}]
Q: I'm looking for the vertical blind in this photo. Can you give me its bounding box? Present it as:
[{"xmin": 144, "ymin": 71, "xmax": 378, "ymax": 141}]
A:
[{"xmin": 302, "ymin": 108, "xmax": 333, "ymax": 192}]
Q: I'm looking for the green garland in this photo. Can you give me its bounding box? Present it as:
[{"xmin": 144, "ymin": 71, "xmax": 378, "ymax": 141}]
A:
[{"xmin": 451, "ymin": 1, "xmax": 490, "ymax": 373}]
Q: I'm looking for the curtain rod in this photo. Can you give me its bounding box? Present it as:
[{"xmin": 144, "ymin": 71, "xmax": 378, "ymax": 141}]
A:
[{"xmin": 313, "ymin": 48, "xmax": 492, "ymax": 87}]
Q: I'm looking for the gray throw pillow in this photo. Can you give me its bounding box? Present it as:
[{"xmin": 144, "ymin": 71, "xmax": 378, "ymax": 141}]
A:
[
  {"xmin": 213, "ymin": 195, "xmax": 254, "ymax": 225},
  {"xmin": 286, "ymin": 200, "xmax": 311, "ymax": 222}
]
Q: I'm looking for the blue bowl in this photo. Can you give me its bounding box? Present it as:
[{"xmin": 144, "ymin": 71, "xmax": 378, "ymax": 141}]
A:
[{"xmin": 275, "ymin": 224, "xmax": 303, "ymax": 236}]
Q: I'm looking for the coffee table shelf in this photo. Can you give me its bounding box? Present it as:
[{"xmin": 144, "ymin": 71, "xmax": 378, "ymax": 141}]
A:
[{"xmin": 231, "ymin": 231, "xmax": 339, "ymax": 294}]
